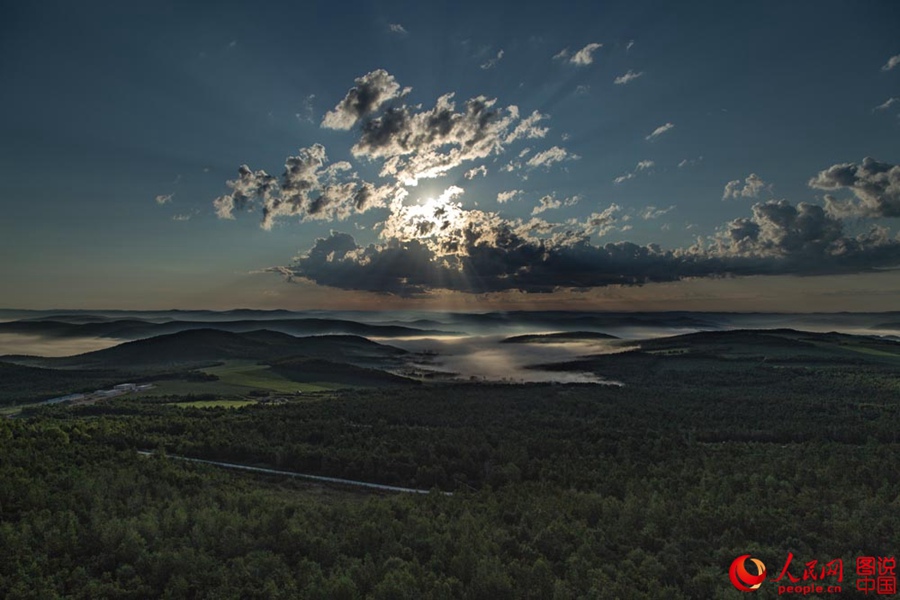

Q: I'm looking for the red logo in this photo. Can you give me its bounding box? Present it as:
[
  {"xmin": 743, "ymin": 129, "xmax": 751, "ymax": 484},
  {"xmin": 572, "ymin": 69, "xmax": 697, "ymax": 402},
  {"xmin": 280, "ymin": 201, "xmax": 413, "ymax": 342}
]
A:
[{"xmin": 730, "ymin": 554, "xmax": 767, "ymax": 592}]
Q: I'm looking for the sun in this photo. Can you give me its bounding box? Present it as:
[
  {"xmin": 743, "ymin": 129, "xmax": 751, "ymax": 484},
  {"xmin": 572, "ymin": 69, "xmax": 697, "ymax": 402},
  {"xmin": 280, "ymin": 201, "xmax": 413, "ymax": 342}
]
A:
[{"xmin": 382, "ymin": 186, "xmax": 470, "ymax": 253}]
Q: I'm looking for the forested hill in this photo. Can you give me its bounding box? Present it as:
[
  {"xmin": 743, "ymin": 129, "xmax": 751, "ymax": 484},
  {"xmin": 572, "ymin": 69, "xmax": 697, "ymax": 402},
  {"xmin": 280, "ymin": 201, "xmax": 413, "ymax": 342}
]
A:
[
  {"xmin": 0, "ymin": 317, "xmax": 452, "ymax": 340},
  {"xmin": 5, "ymin": 329, "xmax": 408, "ymax": 370}
]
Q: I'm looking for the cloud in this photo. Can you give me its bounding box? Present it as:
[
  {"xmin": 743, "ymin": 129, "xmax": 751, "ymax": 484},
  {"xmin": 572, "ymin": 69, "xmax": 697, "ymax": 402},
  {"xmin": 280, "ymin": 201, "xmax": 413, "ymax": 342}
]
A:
[
  {"xmin": 882, "ymin": 54, "xmax": 900, "ymax": 72},
  {"xmin": 532, "ymin": 195, "xmax": 562, "ymax": 215},
  {"xmin": 497, "ymin": 190, "xmax": 523, "ymax": 204},
  {"xmin": 809, "ymin": 157, "xmax": 900, "ymax": 218},
  {"xmin": 570, "ymin": 43, "xmax": 603, "ymax": 65},
  {"xmin": 349, "ymin": 93, "xmax": 550, "ymax": 185},
  {"xmin": 172, "ymin": 213, "xmax": 193, "ymax": 221},
  {"xmin": 389, "ymin": 23, "xmax": 408, "ymax": 35},
  {"xmin": 645, "ymin": 122, "xmax": 674, "ymax": 141},
  {"xmin": 155, "ymin": 193, "xmax": 174, "ymax": 205},
  {"xmin": 295, "ymin": 94, "xmax": 316, "ymax": 124},
  {"xmin": 555, "ymin": 43, "xmax": 602, "ymax": 66},
  {"xmin": 614, "ymin": 160, "xmax": 654, "ymax": 184},
  {"xmin": 321, "ymin": 69, "xmax": 406, "ymax": 130},
  {"xmin": 212, "ymin": 145, "xmax": 401, "ymax": 228},
  {"xmin": 583, "ymin": 204, "xmax": 622, "ymax": 237},
  {"xmin": 678, "ymin": 156, "xmax": 703, "ymax": 168},
  {"xmin": 626, "ymin": 40, "xmax": 635, "ymax": 52},
  {"xmin": 641, "ymin": 205, "xmax": 675, "ymax": 220},
  {"xmin": 526, "ymin": 146, "xmax": 576, "ymax": 169},
  {"xmin": 481, "ymin": 50, "xmax": 504, "ymax": 70},
  {"xmin": 873, "ymin": 97, "xmax": 898, "ymax": 112},
  {"xmin": 275, "ymin": 197, "xmax": 900, "ymax": 296},
  {"xmin": 614, "ymin": 70, "xmax": 643, "ymax": 85},
  {"xmin": 465, "ymin": 165, "xmax": 488, "ymax": 180},
  {"xmin": 722, "ymin": 173, "xmax": 770, "ymax": 200}
]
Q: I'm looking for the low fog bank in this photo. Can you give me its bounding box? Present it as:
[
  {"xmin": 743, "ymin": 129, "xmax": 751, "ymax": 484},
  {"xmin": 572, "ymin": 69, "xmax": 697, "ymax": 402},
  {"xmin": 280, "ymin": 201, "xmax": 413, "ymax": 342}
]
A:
[
  {"xmin": 382, "ymin": 335, "xmax": 625, "ymax": 385},
  {"xmin": 0, "ymin": 334, "xmax": 120, "ymax": 357}
]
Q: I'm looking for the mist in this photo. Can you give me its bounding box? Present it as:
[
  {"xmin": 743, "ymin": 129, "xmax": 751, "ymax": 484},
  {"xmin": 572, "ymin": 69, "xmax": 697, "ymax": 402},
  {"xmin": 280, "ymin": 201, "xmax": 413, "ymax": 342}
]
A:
[
  {"xmin": 0, "ymin": 334, "xmax": 120, "ymax": 357},
  {"xmin": 381, "ymin": 335, "xmax": 625, "ymax": 384}
]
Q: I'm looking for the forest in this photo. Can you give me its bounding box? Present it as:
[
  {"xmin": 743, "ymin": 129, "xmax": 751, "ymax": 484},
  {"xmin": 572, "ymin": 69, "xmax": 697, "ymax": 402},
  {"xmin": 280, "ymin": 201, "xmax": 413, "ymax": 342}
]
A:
[{"xmin": 3, "ymin": 328, "xmax": 899, "ymax": 598}]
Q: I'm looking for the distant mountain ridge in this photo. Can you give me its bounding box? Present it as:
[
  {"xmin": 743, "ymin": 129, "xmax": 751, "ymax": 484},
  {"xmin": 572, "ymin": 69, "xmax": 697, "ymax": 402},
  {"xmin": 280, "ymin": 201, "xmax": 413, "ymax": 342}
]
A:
[
  {"xmin": 0, "ymin": 317, "xmax": 454, "ymax": 340},
  {"xmin": 501, "ymin": 331, "xmax": 619, "ymax": 344},
  {"xmin": 4, "ymin": 329, "xmax": 409, "ymax": 370}
]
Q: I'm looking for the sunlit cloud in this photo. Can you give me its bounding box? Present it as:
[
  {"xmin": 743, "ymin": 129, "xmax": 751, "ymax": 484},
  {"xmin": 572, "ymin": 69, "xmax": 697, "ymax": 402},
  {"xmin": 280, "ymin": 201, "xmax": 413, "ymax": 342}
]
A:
[
  {"xmin": 210, "ymin": 71, "xmax": 900, "ymax": 299},
  {"xmin": 554, "ymin": 42, "xmax": 602, "ymax": 66},
  {"xmin": 614, "ymin": 70, "xmax": 643, "ymax": 85},
  {"xmin": 321, "ymin": 69, "xmax": 407, "ymax": 130},
  {"xmin": 526, "ymin": 146, "xmax": 577, "ymax": 169},
  {"xmin": 645, "ymin": 122, "xmax": 674, "ymax": 141},
  {"xmin": 722, "ymin": 173, "xmax": 770, "ymax": 200},
  {"xmin": 497, "ymin": 190, "xmax": 523, "ymax": 204},
  {"xmin": 810, "ymin": 157, "xmax": 900, "ymax": 218}
]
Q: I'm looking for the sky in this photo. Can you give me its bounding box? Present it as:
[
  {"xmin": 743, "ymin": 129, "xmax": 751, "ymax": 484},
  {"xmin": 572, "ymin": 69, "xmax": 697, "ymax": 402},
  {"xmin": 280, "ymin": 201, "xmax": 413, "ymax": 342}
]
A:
[{"xmin": 1, "ymin": 0, "xmax": 899, "ymax": 311}]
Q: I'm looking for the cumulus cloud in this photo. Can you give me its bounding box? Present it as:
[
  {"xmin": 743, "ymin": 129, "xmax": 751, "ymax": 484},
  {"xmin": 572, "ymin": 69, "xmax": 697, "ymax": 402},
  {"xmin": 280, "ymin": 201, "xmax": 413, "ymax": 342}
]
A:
[
  {"xmin": 350, "ymin": 93, "xmax": 550, "ymax": 185},
  {"xmin": 389, "ymin": 23, "xmax": 408, "ymax": 35},
  {"xmin": 275, "ymin": 196, "xmax": 900, "ymax": 296},
  {"xmin": 321, "ymin": 69, "xmax": 406, "ymax": 130},
  {"xmin": 481, "ymin": 50, "xmax": 504, "ymax": 70},
  {"xmin": 645, "ymin": 122, "xmax": 674, "ymax": 141},
  {"xmin": 212, "ymin": 145, "xmax": 401, "ymax": 228},
  {"xmin": 809, "ymin": 157, "xmax": 900, "ymax": 218},
  {"xmin": 723, "ymin": 173, "xmax": 770, "ymax": 200},
  {"xmin": 614, "ymin": 70, "xmax": 643, "ymax": 85},
  {"xmin": 155, "ymin": 193, "xmax": 174, "ymax": 205},
  {"xmin": 882, "ymin": 54, "xmax": 900, "ymax": 72},
  {"xmin": 214, "ymin": 71, "xmax": 900, "ymax": 298},
  {"xmin": 554, "ymin": 43, "xmax": 602, "ymax": 66},
  {"xmin": 526, "ymin": 146, "xmax": 576, "ymax": 169},
  {"xmin": 532, "ymin": 195, "xmax": 562, "ymax": 215},
  {"xmin": 497, "ymin": 190, "xmax": 523, "ymax": 204},
  {"xmin": 570, "ymin": 43, "xmax": 603, "ymax": 65},
  {"xmin": 465, "ymin": 165, "xmax": 488, "ymax": 180},
  {"xmin": 678, "ymin": 156, "xmax": 703, "ymax": 168}
]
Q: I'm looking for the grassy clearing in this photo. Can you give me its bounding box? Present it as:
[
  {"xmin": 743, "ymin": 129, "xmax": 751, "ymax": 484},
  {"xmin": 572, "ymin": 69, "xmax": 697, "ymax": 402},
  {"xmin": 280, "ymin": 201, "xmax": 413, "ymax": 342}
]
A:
[
  {"xmin": 129, "ymin": 361, "xmax": 337, "ymax": 399},
  {"xmin": 201, "ymin": 362, "xmax": 334, "ymax": 393}
]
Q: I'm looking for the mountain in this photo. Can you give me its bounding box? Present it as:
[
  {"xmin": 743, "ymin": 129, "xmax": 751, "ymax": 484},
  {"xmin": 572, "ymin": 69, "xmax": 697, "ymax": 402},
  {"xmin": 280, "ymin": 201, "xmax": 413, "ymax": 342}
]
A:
[
  {"xmin": 532, "ymin": 329, "xmax": 900, "ymax": 384},
  {"xmin": 500, "ymin": 331, "xmax": 619, "ymax": 344},
  {"xmin": 268, "ymin": 357, "xmax": 415, "ymax": 387},
  {"xmin": 0, "ymin": 317, "xmax": 452, "ymax": 340},
  {"xmin": 13, "ymin": 329, "xmax": 408, "ymax": 370}
]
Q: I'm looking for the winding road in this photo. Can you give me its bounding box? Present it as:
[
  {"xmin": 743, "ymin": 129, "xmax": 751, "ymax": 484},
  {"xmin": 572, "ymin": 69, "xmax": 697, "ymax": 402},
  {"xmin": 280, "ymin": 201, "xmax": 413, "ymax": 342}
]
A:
[{"xmin": 137, "ymin": 450, "xmax": 452, "ymax": 496}]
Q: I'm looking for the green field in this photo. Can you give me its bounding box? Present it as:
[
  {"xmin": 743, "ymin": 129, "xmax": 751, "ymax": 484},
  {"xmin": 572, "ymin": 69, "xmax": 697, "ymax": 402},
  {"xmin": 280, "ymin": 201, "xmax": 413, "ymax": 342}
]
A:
[
  {"xmin": 202, "ymin": 362, "xmax": 337, "ymax": 393},
  {"xmin": 129, "ymin": 361, "xmax": 339, "ymax": 398}
]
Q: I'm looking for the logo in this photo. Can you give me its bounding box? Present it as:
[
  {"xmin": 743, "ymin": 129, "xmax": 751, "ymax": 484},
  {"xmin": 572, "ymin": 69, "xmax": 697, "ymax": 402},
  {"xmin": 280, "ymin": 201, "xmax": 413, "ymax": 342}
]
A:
[{"xmin": 730, "ymin": 554, "xmax": 767, "ymax": 592}]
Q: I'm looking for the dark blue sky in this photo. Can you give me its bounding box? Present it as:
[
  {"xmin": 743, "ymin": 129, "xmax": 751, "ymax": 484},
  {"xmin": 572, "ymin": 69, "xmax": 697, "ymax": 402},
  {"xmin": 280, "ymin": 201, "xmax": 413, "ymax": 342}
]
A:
[{"xmin": 2, "ymin": 0, "xmax": 899, "ymax": 310}]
